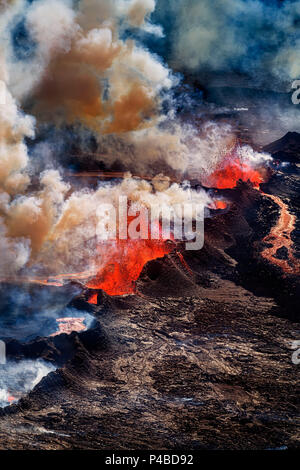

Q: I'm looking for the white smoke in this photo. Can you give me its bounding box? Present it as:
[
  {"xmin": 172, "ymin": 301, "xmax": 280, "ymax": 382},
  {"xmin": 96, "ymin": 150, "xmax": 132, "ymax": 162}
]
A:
[
  {"xmin": 0, "ymin": 359, "xmax": 56, "ymax": 408},
  {"xmin": 0, "ymin": 0, "xmax": 273, "ymax": 281},
  {"xmin": 236, "ymin": 146, "xmax": 272, "ymax": 167},
  {"xmin": 160, "ymin": 0, "xmax": 300, "ymax": 84},
  {"xmin": 29, "ymin": 175, "xmax": 212, "ymax": 278}
]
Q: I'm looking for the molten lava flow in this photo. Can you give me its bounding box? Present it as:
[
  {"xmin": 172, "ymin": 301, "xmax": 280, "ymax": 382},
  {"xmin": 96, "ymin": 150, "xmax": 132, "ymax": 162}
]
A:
[
  {"xmin": 86, "ymin": 238, "xmax": 173, "ymax": 296},
  {"xmin": 2, "ymin": 230, "xmax": 174, "ymax": 298},
  {"xmin": 176, "ymin": 252, "xmax": 193, "ymax": 275},
  {"xmin": 51, "ymin": 317, "xmax": 86, "ymax": 336},
  {"xmin": 3, "ymin": 270, "xmax": 97, "ymax": 288},
  {"xmin": 7, "ymin": 395, "xmax": 16, "ymax": 403},
  {"xmin": 210, "ymin": 200, "xmax": 228, "ymax": 210},
  {"xmin": 202, "ymin": 148, "xmax": 298, "ymax": 275},
  {"xmin": 214, "ymin": 201, "xmax": 227, "ymax": 210},
  {"xmin": 205, "ymin": 158, "xmax": 263, "ymax": 189},
  {"xmin": 261, "ymin": 192, "xmax": 299, "ymax": 275},
  {"xmin": 88, "ymin": 293, "xmax": 98, "ymax": 304}
]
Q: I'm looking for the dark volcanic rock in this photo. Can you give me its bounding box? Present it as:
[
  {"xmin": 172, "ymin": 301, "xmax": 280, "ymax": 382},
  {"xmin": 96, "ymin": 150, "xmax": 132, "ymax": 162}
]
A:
[
  {"xmin": 5, "ymin": 322, "xmax": 107, "ymax": 367},
  {"xmin": 263, "ymin": 132, "xmax": 300, "ymax": 163},
  {"xmin": 0, "ymin": 259, "xmax": 299, "ymax": 450},
  {"xmin": 0, "ymin": 154, "xmax": 299, "ymax": 450},
  {"xmin": 274, "ymin": 246, "xmax": 289, "ymax": 261}
]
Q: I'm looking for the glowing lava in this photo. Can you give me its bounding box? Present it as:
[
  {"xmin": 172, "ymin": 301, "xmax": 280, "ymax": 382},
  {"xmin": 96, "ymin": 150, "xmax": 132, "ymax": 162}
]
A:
[
  {"xmin": 210, "ymin": 200, "xmax": 228, "ymax": 210},
  {"xmin": 176, "ymin": 252, "xmax": 193, "ymax": 275},
  {"xmin": 51, "ymin": 317, "xmax": 86, "ymax": 336},
  {"xmin": 204, "ymin": 158, "xmax": 263, "ymax": 189},
  {"xmin": 86, "ymin": 238, "xmax": 173, "ymax": 296},
  {"xmin": 2, "ymin": 230, "xmax": 174, "ymax": 298},
  {"xmin": 4, "ymin": 149, "xmax": 296, "ymax": 295},
  {"xmin": 88, "ymin": 293, "xmax": 98, "ymax": 304},
  {"xmin": 261, "ymin": 192, "xmax": 299, "ymax": 275},
  {"xmin": 202, "ymin": 149, "xmax": 298, "ymax": 275}
]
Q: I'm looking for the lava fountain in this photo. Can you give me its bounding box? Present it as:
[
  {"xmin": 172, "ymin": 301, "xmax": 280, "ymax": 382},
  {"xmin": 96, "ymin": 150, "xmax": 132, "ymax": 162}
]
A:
[
  {"xmin": 86, "ymin": 238, "xmax": 174, "ymax": 297},
  {"xmin": 203, "ymin": 158, "xmax": 264, "ymax": 189}
]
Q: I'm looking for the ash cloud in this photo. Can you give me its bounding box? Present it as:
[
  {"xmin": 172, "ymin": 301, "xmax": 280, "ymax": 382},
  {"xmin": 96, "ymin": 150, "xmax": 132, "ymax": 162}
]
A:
[
  {"xmin": 152, "ymin": 0, "xmax": 300, "ymax": 145},
  {"xmin": 9, "ymin": 0, "xmax": 172, "ymax": 131},
  {"xmin": 0, "ymin": 0, "xmax": 273, "ymax": 281},
  {"xmin": 155, "ymin": 0, "xmax": 300, "ymax": 86}
]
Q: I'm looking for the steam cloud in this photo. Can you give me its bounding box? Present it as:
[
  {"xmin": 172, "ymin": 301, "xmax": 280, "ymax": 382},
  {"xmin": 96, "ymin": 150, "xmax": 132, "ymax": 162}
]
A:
[
  {"xmin": 153, "ymin": 0, "xmax": 300, "ymax": 145},
  {"xmin": 0, "ymin": 0, "xmax": 272, "ymax": 280},
  {"xmin": 0, "ymin": 359, "xmax": 56, "ymax": 408},
  {"xmin": 155, "ymin": 0, "xmax": 300, "ymax": 84},
  {"xmin": 0, "ymin": 283, "xmax": 83, "ymax": 341}
]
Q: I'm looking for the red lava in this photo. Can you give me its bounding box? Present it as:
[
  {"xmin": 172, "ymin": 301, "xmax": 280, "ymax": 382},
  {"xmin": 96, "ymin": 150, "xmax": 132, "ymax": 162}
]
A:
[
  {"xmin": 209, "ymin": 200, "xmax": 228, "ymax": 210},
  {"xmin": 261, "ymin": 192, "xmax": 299, "ymax": 275},
  {"xmin": 176, "ymin": 252, "xmax": 193, "ymax": 275},
  {"xmin": 204, "ymin": 158, "xmax": 263, "ymax": 189},
  {"xmin": 51, "ymin": 317, "xmax": 86, "ymax": 336},
  {"xmin": 88, "ymin": 293, "xmax": 98, "ymax": 304},
  {"xmin": 7, "ymin": 395, "xmax": 16, "ymax": 403},
  {"xmin": 86, "ymin": 239, "xmax": 173, "ymax": 296}
]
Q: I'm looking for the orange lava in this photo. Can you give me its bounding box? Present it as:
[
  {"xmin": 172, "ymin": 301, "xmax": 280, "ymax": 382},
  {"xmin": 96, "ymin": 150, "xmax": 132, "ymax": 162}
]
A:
[
  {"xmin": 176, "ymin": 252, "xmax": 193, "ymax": 275},
  {"xmin": 202, "ymin": 150, "xmax": 298, "ymax": 275},
  {"xmin": 88, "ymin": 293, "xmax": 98, "ymax": 304},
  {"xmin": 261, "ymin": 192, "xmax": 299, "ymax": 275},
  {"xmin": 7, "ymin": 395, "xmax": 16, "ymax": 403},
  {"xmin": 205, "ymin": 159, "xmax": 263, "ymax": 189},
  {"xmin": 211, "ymin": 200, "xmax": 228, "ymax": 210},
  {"xmin": 2, "ymin": 237, "xmax": 174, "ymax": 297},
  {"xmin": 86, "ymin": 239, "xmax": 173, "ymax": 296},
  {"xmin": 51, "ymin": 317, "xmax": 86, "ymax": 336}
]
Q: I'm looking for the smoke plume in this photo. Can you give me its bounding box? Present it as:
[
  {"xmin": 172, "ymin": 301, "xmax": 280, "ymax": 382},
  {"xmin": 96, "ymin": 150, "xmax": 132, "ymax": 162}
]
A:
[
  {"xmin": 0, "ymin": 0, "xmax": 272, "ymax": 281},
  {"xmin": 0, "ymin": 359, "xmax": 56, "ymax": 407},
  {"xmin": 155, "ymin": 0, "xmax": 300, "ymax": 85}
]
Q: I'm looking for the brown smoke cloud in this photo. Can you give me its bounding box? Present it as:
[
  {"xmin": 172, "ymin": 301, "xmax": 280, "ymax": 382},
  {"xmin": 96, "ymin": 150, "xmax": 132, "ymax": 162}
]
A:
[
  {"xmin": 0, "ymin": 63, "xmax": 34, "ymax": 274},
  {"xmin": 0, "ymin": 0, "xmax": 271, "ymax": 281},
  {"xmin": 24, "ymin": 0, "xmax": 169, "ymax": 134},
  {"xmin": 0, "ymin": 0, "xmax": 172, "ymax": 279}
]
